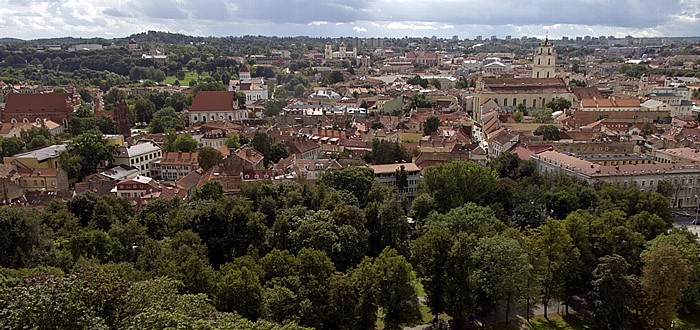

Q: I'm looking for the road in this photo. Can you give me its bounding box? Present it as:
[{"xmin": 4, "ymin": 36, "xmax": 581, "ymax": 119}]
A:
[{"xmin": 674, "ymin": 216, "xmax": 700, "ymax": 238}]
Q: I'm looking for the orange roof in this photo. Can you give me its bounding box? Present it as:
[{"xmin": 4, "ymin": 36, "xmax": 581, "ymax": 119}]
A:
[
  {"xmin": 5, "ymin": 92, "xmax": 72, "ymax": 114},
  {"xmin": 160, "ymin": 151, "xmax": 199, "ymax": 166}
]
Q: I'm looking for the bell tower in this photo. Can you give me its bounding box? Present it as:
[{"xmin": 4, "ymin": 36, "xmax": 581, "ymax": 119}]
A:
[{"xmin": 532, "ymin": 38, "xmax": 556, "ymax": 79}]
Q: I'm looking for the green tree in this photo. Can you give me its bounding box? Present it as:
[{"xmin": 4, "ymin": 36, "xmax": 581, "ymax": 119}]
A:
[
  {"xmin": 531, "ymin": 108, "xmax": 554, "ymax": 123},
  {"xmin": 533, "ymin": 124, "xmax": 561, "ymax": 141},
  {"xmin": 268, "ymin": 143, "xmax": 289, "ymax": 164},
  {"xmin": 198, "ymin": 146, "xmax": 223, "ymax": 171},
  {"xmin": 423, "ymin": 115, "xmax": 440, "ymax": 136},
  {"xmin": 588, "ymin": 254, "xmax": 636, "ymax": 329},
  {"xmin": 412, "ymin": 228, "xmax": 454, "ymax": 321},
  {"xmin": 225, "ymin": 132, "xmax": 241, "ymax": 148},
  {"xmin": 0, "ymin": 208, "xmax": 50, "ymax": 269},
  {"xmin": 640, "ymin": 244, "xmax": 689, "ymax": 329},
  {"xmin": 251, "ymin": 131, "xmax": 273, "ymax": 165},
  {"xmin": 149, "ymin": 107, "xmax": 184, "ymax": 133},
  {"xmin": 546, "ymin": 97, "xmax": 572, "ymax": 111},
  {"xmin": 374, "ymin": 247, "xmax": 421, "ymax": 330},
  {"xmin": 215, "ymin": 262, "xmax": 264, "ymax": 319},
  {"xmin": 421, "ymin": 161, "xmax": 499, "ymax": 212},
  {"xmin": 319, "ymin": 166, "xmax": 375, "ymax": 206},
  {"xmin": 294, "ymin": 83, "xmax": 306, "ymax": 98},
  {"xmin": 65, "ymin": 130, "xmax": 117, "ymax": 179},
  {"xmin": 264, "ymin": 99, "xmax": 286, "ymax": 117},
  {"xmin": 165, "ymin": 133, "xmax": 198, "ymax": 152}
]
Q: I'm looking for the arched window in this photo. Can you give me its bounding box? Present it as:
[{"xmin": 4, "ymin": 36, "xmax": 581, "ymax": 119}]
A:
[
  {"xmin": 537, "ymin": 58, "xmax": 541, "ymax": 65},
  {"xmin": 547, "ymin": 58, "xmax": 551, "ymax": 65},
  {"xmin": 532, "ymin": 99, "xmax": 536, "ymax": 107},
  {"xmin": 22, "ymin": 118, "xmax": 28, "ymax": 123},
  {"xmin": 536, "ymin": 71, "xmax": 540, "ymax": 78},
  {"xmin": 194, "ymin": 116, "xmax": 198, "ymax": 122},
  {"xmin": 513, "ymin": 98, "xmax": 517, "ymax": 106},
  {"xmin": 547, "ymin": 72, "xmax": 550, "ymax": 78},
  {"xmin": 10, "ymin": 118, "xmax": 16, "ymax": 124}
]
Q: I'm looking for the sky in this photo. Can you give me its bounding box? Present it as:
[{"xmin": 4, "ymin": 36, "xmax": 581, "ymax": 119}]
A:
[{"xmin": 3, "ymin": 0, "xmax": 700, "ymax": 40}]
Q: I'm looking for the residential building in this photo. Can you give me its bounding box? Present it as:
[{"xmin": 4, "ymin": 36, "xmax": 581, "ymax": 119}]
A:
[
  {"xmin": 185, "ymin": 91, "xmax": 248, "ymax": 124},
  {"xmin": 4, "ymin": 144, "xmax": 66, "ymax": 170},
  {"xmin": 152, "ymin": 151, "xmax": 199, "ymax": 181},
  {"xmin": 654, "ymin": 148, "xmax": 700, "ymax": 164},
  {"xmin": 0, "ymin": 164, "xmax": 24, "ymax": 203},
  {"xmin": 110, "ymin": 175, "xmax": 160, "ymax": 199},
  {"xmin": 112, "ymin": 141, "xmax": 162, "ymax": 177},
  {"xmin": 75, "ymin": 165, "xmax": 139, "ymax": 196},
  {"xmin": 285, "ymin": 138, "xmax": 322, "ymax": 159},
  {"xmin": 17, "ymin": 168, "xmax": 69, "ymax": 192},
  {"xmin": 0, "ymin": 119, "xmax": 63, "ymax": 138},
  {"xmin": 274, "ymin": 155, "xmax": 342, "ymax": 181},
  {"xmin": 225, "ymin": 145, "xmax": 265, "ymax": 170},
  {"xmin": 368, "ymin": 163, "xmax": 422, "ymax": 201}
]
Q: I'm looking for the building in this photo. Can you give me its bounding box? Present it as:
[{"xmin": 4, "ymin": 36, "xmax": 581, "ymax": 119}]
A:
[
  {"xmin": 473, "ymin": 77, "xmax": 573, "ymax": 122},
  {"xmin": 152, "ymin": 151, "xmax": 199, "ymax": 181},
  {"xmin": 285, "ymin": 138, "xmax": 322, "ymax": 159},
  {"xmin": 228, "ymin": 65, "xmax": 269, "ymax": 105},
  {"xmin": 324, "ymin": 42, "xmax": 358, "ymax": 60},
  {"xmin": 0, "ymin": 164, "xmax": 24, "ymax": 203},
  {"xmin": 532, "ymin": 38, "xmax": 557, "ymax": 78},
  {"xmin": 111, "ymin": 175, "xmax": 160, "ymax": 198},
  {"xmin": 186, "ymin": 91, "xmax": 248, "ymax": 124},
  {"xmin": 274, "ymin": 155, "xmax": 343, "ymax": 181},
  {"xmin": 4, "ymin": 144, "xmax": 66, "ymax": 170},
  {"xmin": 532, "ymin": 150, "xmax": 700, "ymax": 208},
  {"xmin": 2, "ymin": 92, "xmax": 79, "ymax": 129},
  {"xmin": 17, "ymin": 168, "xmax": 69, "ymax": 192},
  {"xmin": 654, "ymin": 148, "xmax": 700, "ymax": 164},
  {"xmin": 112, "ymin": 141, "xmax": 162, "ymax": 177},
  {"xmin": 0, "ymin": 119, "xmax": 63, "ymax": 138},
  {"xmin": 226, "ymin": 145, "xmax": 265, "ymax": 170},
  {"xmin": 368, "ymin": 163, "xmax": 421, "ymax": 201}
]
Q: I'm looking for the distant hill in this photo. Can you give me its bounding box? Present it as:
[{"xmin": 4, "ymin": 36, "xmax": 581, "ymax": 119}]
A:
[{"xmin": 0, "ymin": 38, "xmax": 25, "ymax": 45}]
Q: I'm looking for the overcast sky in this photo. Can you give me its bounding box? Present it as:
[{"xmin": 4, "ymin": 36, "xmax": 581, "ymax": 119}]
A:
[{"xmin": 3, "ymin": 0, "xmax": 700, "ymax": 40}]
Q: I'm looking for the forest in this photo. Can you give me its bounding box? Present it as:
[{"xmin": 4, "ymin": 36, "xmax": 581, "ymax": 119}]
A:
[{"xmin": 0, "ymin": 154, "xmax": 693, "ymax": 330}]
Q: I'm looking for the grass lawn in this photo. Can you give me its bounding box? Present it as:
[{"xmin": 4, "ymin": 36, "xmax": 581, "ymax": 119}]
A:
[
  {"xmin": 401, "ymin": 133, "xmax": 422, "ymax": 143},
  {"xmin": 413, "ymin": 276, "xmax": 426, "ymax": 297},
  {"xmin": 526, "ymin": 315, "xmax": 592, "ymax": 330},
  {"xmin": 163, "ymin": 70, "xmax": 210, "ymax": 85}
]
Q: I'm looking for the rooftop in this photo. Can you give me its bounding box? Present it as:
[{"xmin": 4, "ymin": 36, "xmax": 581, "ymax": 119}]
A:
[
  {"xmin": 369, "ymin": 162, "xmax": 421, "ymax": 174},
  {"xmin": 11, "ymin": 144, "xmax": 66, "ymax": 161}
]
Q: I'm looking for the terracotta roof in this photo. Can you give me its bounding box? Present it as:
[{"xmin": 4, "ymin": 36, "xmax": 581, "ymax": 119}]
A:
[
  {"xmin": 160, "ymin": 151, "xmax": 199, "ymax": 166},
  {"xmin": 285, "ymin": 139, "xmax": 321, "ymax": 155},
  {"xmin": 234, "ymin": 145, "xmax": 264, "ymax": 166},
  {"xmin": 5, "ymin": 92, "xmax": 72, "ymax": 114},
  {"xmin": 369, "ymin": 162, "xmax": 420, "ymax": 174},
  {"xmin": 239, "ymin": 65, "xmax": 250, "ymax": 73},
  {"xmin": 176, "ymin": 169, "xmax": 203, "ymax": 191},
  {"xmin": 17, "ymin": 168, "xmax": 59, "ymax": 177},
  {"xmin": 188, "ymin": 91, "xmax": 236, "ymax": 112},
  {"xmin": 482, "ymin": 78, "xmax": 569, "ymax": 93}
]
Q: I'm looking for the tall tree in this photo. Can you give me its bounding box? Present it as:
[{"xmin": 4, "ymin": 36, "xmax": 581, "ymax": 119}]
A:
[
  {"xmin": 640, "ymin": 244, "xmax": 690, "ymax": 328},
  {"xmin": 374, "ymin": 247, "xmax": 421, "ymax": 330},
  {"xmin": 65, "ymin": 130, "xmax": 117, "ymax": 179},
  {"xmin": 423, "ymin": 115, "xmax": 440, "ymax": 136},
  {"xmin": 588, "ymin": 254, "xmax": 636, "ymax": 329},
  {"xmin": 198, "ymin": 146, "xmax": 223, "ymax": 171}
]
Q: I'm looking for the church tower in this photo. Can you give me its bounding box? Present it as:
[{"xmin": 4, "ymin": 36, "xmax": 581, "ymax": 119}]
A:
[
  {"xmin": 324, "ymin": 43, "xmax": 333, "ymax": 60},
  {"xmin": 532, "ymin": 38, "xmax": 556, "ymax": 78}
]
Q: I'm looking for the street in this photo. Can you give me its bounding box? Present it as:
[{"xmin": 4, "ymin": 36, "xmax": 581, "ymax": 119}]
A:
[{"xmin": 674, "ymin": 216, "xmax": 700, "ymax": 238}]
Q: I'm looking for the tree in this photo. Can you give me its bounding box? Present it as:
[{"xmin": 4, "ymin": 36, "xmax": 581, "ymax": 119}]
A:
[
  {"xmin": 133, "ymin": 97, "xmax": 156, "ymax": 125},
  {"xmin": 412, "ymin": 228, "xmax": 454, "ymax": 321},
  {"xmin": 198, "ymin": 147, "xmax": 223, "ymax": 171},
  {"xmin": 588, "ymin": 254, "xmax": 636, "ymax": 329},
  {"xmin": 0, "ymin": 137, "xmax": 26, "ymax": 157},
  {"xmin": 268, "ymin": 143, "xmax": 289, "ymax": 164},
  {"xmin": 225, "ymin": 133, "xmax": 241, "ymax": 149},
  {"xmin": 294, "ymin": 83, "xmax": 306, "ymax": 98},
  {"xmin": 149, "ymin": 107, "xmax": 184, "ymax": 133},
  {"xmin": 264, "ymin": 99, "xmax": 286, "ymax": 117},
  {"xmin": 421, "ymin": 161, "xmax": 499, "ymax": 212},
  {"xmin": 531, "ymin": 108, "xmax": 554, "ymax": 123},
  {"xmin": 406, "ymin": 93, "xmax": 435, "ymax": 110},
  {"xmin": 166, "ymin": 133, "xmax": 198, "ymax": 152},
  {"xmin": 215, "ymin": 263, "xmax": 264, "ymax": 319},
  {"xmin": 236, "ymin": 91, "xmax": 247, "ymax": 108},
  {"xmin": 65, "ymin": 130, "xmax": 116, "ymax": 179},
  {"xmin": 374, "ymin": 247, "xmax": 421, "ymax": 330},
  {"xmin": 546, "ymin": 97, "xmax": 572, "ymax": 111},
  {"xmin": 429, "ymin": 78, "xmax": 441, "ymax": 89},
  {"xmin": 319, "ymin": 166, "xmax": 375, "ymax": 206},
  {"xmin": 0, "ymin": 208, "xmax": 50, "ymax": 269},
  {"xmin": 406, "ymin": 75, "xmax": 428, "ymax": 88},
  {"xmin": 471, "ymin": 236, "xmax": 530, "ymax": 324},
  {"xmin": 423, "ymin": 115, "xmax": 440, "ymax": 136},
  {"xmin": 533, "ymin": 124, "xmax": 561, "ymax": 141},
  {"xmin": 529, "ymin": 219, "xmax": 579, "ymax": 320},
  {"xmin": 640, "ymin": 244, "xmax": 689, "ymax": 328}
]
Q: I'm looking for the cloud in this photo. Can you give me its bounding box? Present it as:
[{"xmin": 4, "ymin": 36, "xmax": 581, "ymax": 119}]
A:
[
  {"xmin": 353, "ymin": 26, "xmax": 368, "ymax": 33},
  {"xmin": 0, "ymin": 0, "xmax": 699, "ymax": 39}
]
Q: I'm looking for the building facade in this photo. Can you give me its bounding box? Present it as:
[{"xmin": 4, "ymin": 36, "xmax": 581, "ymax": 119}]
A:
[
  {"xmin": 532, "ymin": 38, "xmax": 557, "ymax": 79},
  {"xmin": 369, "ymin": 163, "xmax": 422, "ymax": 201}
]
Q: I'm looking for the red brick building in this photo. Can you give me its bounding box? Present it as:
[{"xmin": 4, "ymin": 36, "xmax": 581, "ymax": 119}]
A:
[{"xmin": 2, "ymin": 92, "xmax": 79, "ymax": 129}]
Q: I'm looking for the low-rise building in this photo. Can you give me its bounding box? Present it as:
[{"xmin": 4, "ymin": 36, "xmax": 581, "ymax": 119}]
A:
[
  {"xmin": 153, "ymin": 151, "xmax": 199, "ymax": 182},
  {"xmin": 186, "ymin": 91, "xmax": 249, "ymax": 124},
  {"xmin": 4, "ymin": 144, "xmax": 66, "ymax": 170},
  {"xmin": 111, "ymin": 175, "xmax": 160, "ymax": 198},
  {"xmin": 17, "ymin": 168, "xmax": 69, "ymax": 192},
  {"xmin": 368, "ymin": 162, "xmax": 421, "ymax": 201},
  {"xmin": 532, "ymin": 150, "xmax": 700, "ymax": 208},
  {"xmin": 113, "ymin": 141, "xmax": 162, "ymax": 177}
]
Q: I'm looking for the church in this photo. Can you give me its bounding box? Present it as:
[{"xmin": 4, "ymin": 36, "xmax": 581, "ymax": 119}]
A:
[
  {"xmin": 472, "ymin": 39, "xmax": 573, "ymax": 123},
  {"xmin": 324, "ymin": 42, "xmax": 357, "ymax": 60}
]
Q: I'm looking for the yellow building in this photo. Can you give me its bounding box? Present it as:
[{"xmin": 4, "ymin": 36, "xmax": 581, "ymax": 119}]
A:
[
  {"xmin": 3, "ymin": 144, "xmax": 65, "ymax": 169},
  {"xmin": 17, "ymin": 168, "xmax": 69, "ymax": 192},
  {"xmin": 473, "ymin": 77, "xmax": 573, "ymax": 122}
]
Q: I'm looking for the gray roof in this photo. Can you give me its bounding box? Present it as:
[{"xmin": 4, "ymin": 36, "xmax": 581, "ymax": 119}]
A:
[{"xmin": 12, "ymin": 144, "xmax": 66, "ymax": 161}]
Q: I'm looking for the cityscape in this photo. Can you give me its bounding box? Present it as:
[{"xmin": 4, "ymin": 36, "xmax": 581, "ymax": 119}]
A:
[{"xmin": 2, "ymin": 1, "xmax": 700, "ymax": 330}]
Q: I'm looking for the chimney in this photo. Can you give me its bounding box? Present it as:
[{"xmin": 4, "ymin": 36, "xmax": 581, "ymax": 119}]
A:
[{"xmin": 246, "ymin": 148, "xmax": 252, "ymax": 157}]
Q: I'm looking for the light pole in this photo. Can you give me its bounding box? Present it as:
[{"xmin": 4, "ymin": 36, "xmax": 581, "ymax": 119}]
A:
[{"xmin": 695, "ymin": 195, "xmax": 699, "ymax": 227}]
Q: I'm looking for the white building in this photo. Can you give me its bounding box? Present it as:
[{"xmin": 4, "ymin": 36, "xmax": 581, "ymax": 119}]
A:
[
  {"xmin": 324, "ymin": 42, "xmax": 358, "ymax": 60},
  {"xmin": 369, "ymin": 162, "xmax": 422, "ymax": 201},
  {"xmin": 228, "ymin": 65, "xmax": 269, "ymax": 105},
  {"xmin": 112, "ymin": 141, "xmax": 162, "ymax": 177},
  {"xmin": 186, "ymin": 91, "xmax": 249, "ymax": 124}
]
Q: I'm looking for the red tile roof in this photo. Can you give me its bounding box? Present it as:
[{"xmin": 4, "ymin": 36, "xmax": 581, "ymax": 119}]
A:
[
  {"xmin": 5, "ymin": 92, "xmax": 72, "ymax": 114},
  {"xmin": 188, "ymin": 91, "xmax": 235, "ymax": 112}
]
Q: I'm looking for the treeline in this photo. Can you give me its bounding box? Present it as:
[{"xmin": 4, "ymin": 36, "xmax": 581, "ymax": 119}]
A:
[{"xmin": 0, "ymin": 155, "xmax": 695, "ymax": 330}]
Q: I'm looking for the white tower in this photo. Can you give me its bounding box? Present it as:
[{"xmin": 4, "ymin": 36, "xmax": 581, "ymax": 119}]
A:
[
  {"xmin": 532, "ymin": 38, "xmax": 556, "ymax": 79},
  {"xmin": 339, "ymin": 42, "xmax": 347, "ymax": 58},
  {"xmin": 324, "ymin": 43, "xmax": 333, "ymax": 60}
]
